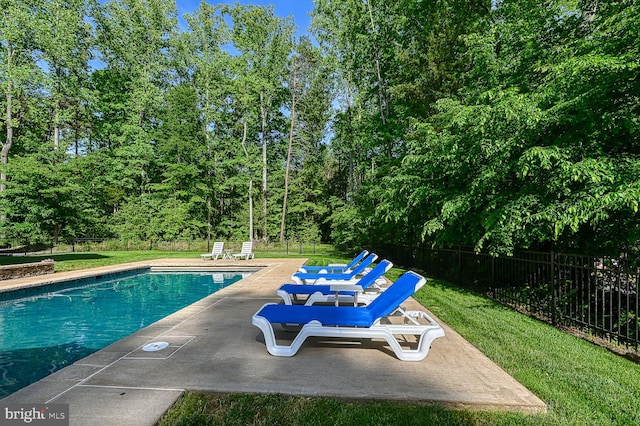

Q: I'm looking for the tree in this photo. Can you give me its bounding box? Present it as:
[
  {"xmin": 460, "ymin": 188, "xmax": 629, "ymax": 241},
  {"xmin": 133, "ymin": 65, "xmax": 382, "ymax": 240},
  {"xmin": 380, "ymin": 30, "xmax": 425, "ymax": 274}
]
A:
[
  {"xmin": 91, "ymin": 0, "xmax": 179, "ymax": 217},
  {"xmin": 93, "ymin": 0, "xmax": 177, "ymax": 130},
  {"xmin": 35, "ymin": 0, "xmax": 93, "ymax": 151},
  {"xmin": 280, "ymin": 36, "xmax": 333, "ymax": 242},
  {"xmin": 2, "ymin": 0, "xmax": 333, "ymax": 246},
  {"xmin": 1, "ymin": 0, "xmax": 40, "ymax": 192},
  {"xmin": 2, "ymin": 155, "xmax": 86, "ymax": 244},
  {"xmin": 280, "ymin": 47, "xmax": 297, "ymax": 243},
  {"xmin": 180, "ymin": 2, "xmax": 232, "ymax": 242},
  {"xmin": 227, "ymin": 4, "xmax": 294, "ymax": 241},
  {"xmin": 374, "ymin": 0, "xmax": 640, "ymax": 254},
  {"xmin": 1, "ymin": 0, "xmax": 43, "ymax": 243}
]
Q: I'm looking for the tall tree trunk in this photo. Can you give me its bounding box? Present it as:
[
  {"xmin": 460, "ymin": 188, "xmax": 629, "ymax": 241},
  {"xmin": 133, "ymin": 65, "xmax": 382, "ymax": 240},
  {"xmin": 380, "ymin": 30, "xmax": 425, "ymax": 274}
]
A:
[
  {"xmin": 240, "ymin": 119, "xmax": 254, "ymax": 241},
  {"xmin": 1, "ymin": 47, "xmax": 14, "ymax": 193},
  {"xmin": 260, "ymin": 91, "xmax": 268, "ymax": 240},
  {"xmin": 1, "ymin": 89, "xmax": 12, "ymax": 192},
  {"xmin": 53, "ymin": 73, "xmax": 60, "ymax": 150},
  {"xmin": 205, "ymin": 118, "xmax": 212, "ymax": 248},
  {"xmin": 1, "ymin": 102, "xmax": 10, "ymax": 238},
  {"xmin": 280, "ymin": 55, "xmax": 297, "ymax": 243},
  {"xmin": 1, "ymin": 49, "xmax": 13, "ymax": 239},
  {"xmin": 54, "ymin": 124, "xmax": 60, "ymax": 150},
  {"xmin": 365, "ymin": 0, "xmax": 388, "ymax": 127},
  {"xmin": 74, "ymin": 108, "xmax": 80, "ymax": 156},
  {"xmin": 346, "ymin": 78, "xmax": 355, "ymax": 203},
  {"xmin": 204, "ymin": 84, "xmax": 212, "ymax": 247},
  {"xmin": 249, "ymin": 178, "xmax": 254, "ymax": 241}
]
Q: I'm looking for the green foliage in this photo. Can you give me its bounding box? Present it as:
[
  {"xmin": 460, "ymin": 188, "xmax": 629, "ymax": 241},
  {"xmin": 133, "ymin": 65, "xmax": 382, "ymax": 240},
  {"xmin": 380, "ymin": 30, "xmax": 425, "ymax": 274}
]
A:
[
  {"xmin": 415, "ymin": 278, "xmax": 640, "ymax": 425},
  {"xmin": 1, "ymin": 155, "xmax": 86, "ymax": 244},
  {"xmin": 113, "ymin": 196, "xmax": 202, "ymax": 241},
  {"xmin": 326, "ymin": 198, "xmax": 363, "ymax": 250},
  {"xmin": 0, "ymin": 0, "xmax": 337, "ymax": 246},
  {"xmin": 333, "ymin": 0, "xmax": 640, "ymax": 255},
  {"xmin": 2, "ymin": 0, "xmax": 639, "ymax": 256}
]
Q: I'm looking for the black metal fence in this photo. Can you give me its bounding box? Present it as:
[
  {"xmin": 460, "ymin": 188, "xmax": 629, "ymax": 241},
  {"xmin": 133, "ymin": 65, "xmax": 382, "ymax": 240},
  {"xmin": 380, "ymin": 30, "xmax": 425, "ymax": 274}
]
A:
[
  {"xmin": 374, "ymin": 244, "xmax": 640, "ymax": 352},
  {"xmin": 38, "ymin": 239, "xmax": 330, "ymax": 256}
]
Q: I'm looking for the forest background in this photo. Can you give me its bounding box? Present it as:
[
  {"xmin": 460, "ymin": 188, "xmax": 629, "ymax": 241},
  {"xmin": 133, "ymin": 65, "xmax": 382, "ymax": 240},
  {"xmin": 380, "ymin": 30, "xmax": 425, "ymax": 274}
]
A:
[{"xmin": 1, "ymin": 0, "xmax": 638, "ymax": 256}]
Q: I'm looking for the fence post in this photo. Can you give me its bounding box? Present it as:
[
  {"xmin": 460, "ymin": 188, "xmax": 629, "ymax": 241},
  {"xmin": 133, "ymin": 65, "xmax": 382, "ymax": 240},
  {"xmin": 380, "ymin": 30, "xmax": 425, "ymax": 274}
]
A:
[
  {"xmin": 616, "ymin": 256, "xmax": 622, "ymax": 342},
  {"xmin": 491, "ymin": 255, "xmax": 495, "ymax": 299},
  {"xmin": 551, "ymin": 251, "xmax": 557, "ymax": 326},
  {"xmin": 299, "ymin": 242, "xmax": 302, "ymax": 255},
  {"xmin": 458, "ymin": 245, "xmax": 462, "ymax": 283}
]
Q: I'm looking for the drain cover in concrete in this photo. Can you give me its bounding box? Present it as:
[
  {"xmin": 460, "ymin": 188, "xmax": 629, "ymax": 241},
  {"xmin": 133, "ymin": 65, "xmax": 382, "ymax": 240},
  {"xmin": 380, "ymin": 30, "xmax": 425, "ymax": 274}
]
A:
[{"xmin": 142, "ymin": 342, "xmax": 169, "ymax": 352}]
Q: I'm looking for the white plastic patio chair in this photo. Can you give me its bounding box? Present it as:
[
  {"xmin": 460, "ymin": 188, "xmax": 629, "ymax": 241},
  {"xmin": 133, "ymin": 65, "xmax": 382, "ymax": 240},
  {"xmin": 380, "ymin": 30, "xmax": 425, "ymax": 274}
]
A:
[
  {"xmin": 201, "ymin": 242, "xmax": 225, "ymax": 260},
  {"xmin": 232, "ymin": 242, "xmax": 254, "ymax": 260}
]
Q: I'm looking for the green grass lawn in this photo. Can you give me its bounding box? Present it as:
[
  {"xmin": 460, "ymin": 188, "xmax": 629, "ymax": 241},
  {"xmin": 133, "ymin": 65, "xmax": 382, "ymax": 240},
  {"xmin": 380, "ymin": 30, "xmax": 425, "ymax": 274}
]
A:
[
  {"xmin": 3, "ymin": 252, "xmax": 639, "ymax": 424},
  {"xmin": 0, "ymin": 251, "xmax": 202, "ymax": 272},
  {"xmin": 414, "ymin": 278, "xmax": 640, "ymax": 425},
  {"xmin": 0, "ymin": 246, "xmax": 337, "ymax": 272}
]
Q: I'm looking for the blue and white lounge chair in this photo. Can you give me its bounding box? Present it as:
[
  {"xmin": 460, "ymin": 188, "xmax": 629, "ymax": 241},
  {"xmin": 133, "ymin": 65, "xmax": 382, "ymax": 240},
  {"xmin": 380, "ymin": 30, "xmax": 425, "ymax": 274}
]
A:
[
  {"xmin": 278, "ymin": 260, "xmax": 393, "ymax": 306},
  {"xmin": 298, "ymin": 250, "xmax": 369, "ymax": 274},
  {"xmin": 252, "ymin": 271, "xmax": 445, "ymax": 361},
  {"xmin": 291, "ymin": 253, "xmax": 378, "ymax": 284}
]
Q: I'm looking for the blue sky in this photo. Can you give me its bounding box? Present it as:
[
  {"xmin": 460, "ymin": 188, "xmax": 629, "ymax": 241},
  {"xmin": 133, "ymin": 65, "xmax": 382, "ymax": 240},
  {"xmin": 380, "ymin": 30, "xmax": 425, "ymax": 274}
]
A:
[{"xmin": 176, "ymin": 1, "xmax": 315, "ymax": 37}]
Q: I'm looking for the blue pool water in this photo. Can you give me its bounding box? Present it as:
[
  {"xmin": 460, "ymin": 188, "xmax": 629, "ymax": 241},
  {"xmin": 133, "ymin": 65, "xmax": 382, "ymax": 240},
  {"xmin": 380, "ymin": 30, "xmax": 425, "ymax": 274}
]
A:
[{"xmin": 0, "ymin": 269, "xmax": 251, "ymax": 398}]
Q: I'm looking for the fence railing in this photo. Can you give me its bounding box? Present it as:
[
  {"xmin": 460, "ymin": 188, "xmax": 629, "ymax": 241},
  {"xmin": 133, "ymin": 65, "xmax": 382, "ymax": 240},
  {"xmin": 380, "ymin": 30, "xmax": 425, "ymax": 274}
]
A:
[
  {"xmin": 51, "ymin": 239, "xmax": 330, "ymax": 256},
  {"xmin": 374, "ymin": 244, "xmax": 640, "ymax": 353}
]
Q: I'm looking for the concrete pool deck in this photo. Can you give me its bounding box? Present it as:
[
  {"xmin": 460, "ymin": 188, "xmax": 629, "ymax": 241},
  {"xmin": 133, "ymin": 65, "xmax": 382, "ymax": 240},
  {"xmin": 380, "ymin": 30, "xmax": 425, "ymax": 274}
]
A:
[{"xmin": 1, "ymin": 258, "xmax": 546, "ymax": 425}]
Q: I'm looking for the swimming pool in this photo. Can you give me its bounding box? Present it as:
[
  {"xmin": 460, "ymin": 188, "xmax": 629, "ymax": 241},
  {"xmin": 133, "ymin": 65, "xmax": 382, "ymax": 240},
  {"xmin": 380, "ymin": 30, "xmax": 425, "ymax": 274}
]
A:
[{"xmin": 0, "ymin": 269, "xmax": 251, "ymax": 398}]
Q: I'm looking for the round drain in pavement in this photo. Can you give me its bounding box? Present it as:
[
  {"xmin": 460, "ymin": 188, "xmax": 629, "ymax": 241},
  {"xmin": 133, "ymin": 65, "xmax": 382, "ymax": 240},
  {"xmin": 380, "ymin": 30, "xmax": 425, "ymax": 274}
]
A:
[{"xmin": 142, "ymin": 341, "xmax": 169, "ymax": 352}]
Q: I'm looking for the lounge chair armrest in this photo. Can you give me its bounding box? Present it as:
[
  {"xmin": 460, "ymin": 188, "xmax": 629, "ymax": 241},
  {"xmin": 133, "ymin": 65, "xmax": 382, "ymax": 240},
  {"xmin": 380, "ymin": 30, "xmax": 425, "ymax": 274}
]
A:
[
  {"xmin": 327, "ymin": 284, "xmax": 364, "ymax": 306},
  {"xmin": 311, "ymin": 277, "xmax": 359, "ymax": 285},
  {"xmin": 327, "ymin": 284, "xmax": 364, "ymax": 292}
]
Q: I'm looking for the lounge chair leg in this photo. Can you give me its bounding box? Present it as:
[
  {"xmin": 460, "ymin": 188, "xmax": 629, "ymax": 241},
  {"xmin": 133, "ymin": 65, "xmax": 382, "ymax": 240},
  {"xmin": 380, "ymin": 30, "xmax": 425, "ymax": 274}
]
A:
[{"xmin": 252, "ymin": 316, "xmax": 313, "ymax": 357}]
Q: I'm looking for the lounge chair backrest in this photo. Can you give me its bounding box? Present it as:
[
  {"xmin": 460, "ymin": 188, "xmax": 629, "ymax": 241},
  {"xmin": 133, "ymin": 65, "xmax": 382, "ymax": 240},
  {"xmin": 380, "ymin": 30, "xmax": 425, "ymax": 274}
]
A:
[
  {"xmin": 344, "ymin": 250, "xmax": 369, "ymax": 271},
  {"xmin": 350, "ymin": 253, "xmax": 378, "ymax": 275},
  {"xmin": 355, "ymin": 260, "xmax": 392, "ymax": 289},
  {"xmin": 240, "ymin": 241, "xmax": 252, "ymax": 254},
  {"xmin": 366, "ymin": 271, "xmax": 426, "ymax": 320},
  {"xmin": 212, "ymin": 241, "xmax": 224, "ymax": 254}
]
